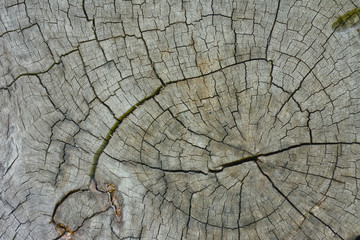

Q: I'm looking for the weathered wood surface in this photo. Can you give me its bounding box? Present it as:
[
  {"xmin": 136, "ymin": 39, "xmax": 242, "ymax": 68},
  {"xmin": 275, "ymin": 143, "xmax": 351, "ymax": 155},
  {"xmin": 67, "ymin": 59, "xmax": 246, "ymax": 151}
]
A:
[{"xmin": 0, "ymin": 0, "xmax": 359, "ymax": 239}]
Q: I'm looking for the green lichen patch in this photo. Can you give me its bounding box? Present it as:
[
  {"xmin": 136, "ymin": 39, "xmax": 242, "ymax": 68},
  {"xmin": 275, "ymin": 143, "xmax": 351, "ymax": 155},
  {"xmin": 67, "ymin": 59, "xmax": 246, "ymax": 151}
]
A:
[{"xmin": 332, "ymin": 7, "xmax": 360, "ymax": 30}]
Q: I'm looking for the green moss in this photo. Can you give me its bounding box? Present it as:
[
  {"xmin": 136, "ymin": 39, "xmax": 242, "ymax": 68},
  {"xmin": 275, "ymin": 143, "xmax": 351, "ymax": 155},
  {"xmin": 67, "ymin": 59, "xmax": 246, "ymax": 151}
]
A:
[
  {"xmin": 332, "ymin": 7, "xmax": 360, "ymax": 29},
  {"xmin": 89, "ymin": 86, "xmax": 163, "ymax": 180}
]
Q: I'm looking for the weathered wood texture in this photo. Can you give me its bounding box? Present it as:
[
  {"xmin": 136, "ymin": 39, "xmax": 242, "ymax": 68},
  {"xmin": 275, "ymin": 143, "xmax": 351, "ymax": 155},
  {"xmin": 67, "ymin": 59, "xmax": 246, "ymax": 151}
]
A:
[{"xmin": 0, "ymin": 0, "xmax": 359, "ymax": 239}]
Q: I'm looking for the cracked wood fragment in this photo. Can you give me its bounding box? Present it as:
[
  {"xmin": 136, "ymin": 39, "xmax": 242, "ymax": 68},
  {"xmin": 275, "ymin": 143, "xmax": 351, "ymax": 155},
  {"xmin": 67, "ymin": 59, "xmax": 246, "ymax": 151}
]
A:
[
  {"xmin": 0, "ymin": 0, "xmax": 359, "ymax": 239},
  {"xmin": 106, "ymin": 183, "xmax": 122, "ymax": 223},
  {"xmin": 50, "ymin": 181, "xmax": 123, "ymax": 239},
  {"xmin": 54, "ymin": 223, "xmax": 74, "ymax": 240}
]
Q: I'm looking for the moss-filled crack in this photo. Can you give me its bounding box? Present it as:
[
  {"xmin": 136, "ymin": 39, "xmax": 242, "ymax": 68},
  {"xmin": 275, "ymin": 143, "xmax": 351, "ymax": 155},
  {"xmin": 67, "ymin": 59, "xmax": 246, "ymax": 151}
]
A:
[
  {"xmin": 89, "ymin": 86, "xmax": 163, "ymax": 180},
  {"xmin": 332, "ymin": 7, "xmax": 360, "ymax": 30},
  {"xmin": 209, "ymin": 155, "xmax": 258, "ymax": 173},
  {"xmin": 208, "ymin": 142, "xmax": 359, "ymax": 173}
]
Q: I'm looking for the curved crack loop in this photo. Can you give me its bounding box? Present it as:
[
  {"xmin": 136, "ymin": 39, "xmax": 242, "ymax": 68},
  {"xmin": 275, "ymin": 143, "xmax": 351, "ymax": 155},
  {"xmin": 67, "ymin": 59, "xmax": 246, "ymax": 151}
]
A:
[{"xmin": 50, "ymin": 181, "xmax": 123, "ymax": 239}]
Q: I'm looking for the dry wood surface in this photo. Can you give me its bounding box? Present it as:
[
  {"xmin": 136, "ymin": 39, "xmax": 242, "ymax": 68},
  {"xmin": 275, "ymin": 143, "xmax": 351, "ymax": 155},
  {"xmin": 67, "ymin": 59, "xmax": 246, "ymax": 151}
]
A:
[{"xmin": 0, "ymin": 0, "xmax": 359, "ymax": 239}]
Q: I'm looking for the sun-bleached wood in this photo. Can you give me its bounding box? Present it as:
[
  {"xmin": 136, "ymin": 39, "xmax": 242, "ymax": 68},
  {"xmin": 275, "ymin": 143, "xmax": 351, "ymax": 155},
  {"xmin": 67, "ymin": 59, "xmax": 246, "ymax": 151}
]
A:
[{"xmin": 0, "ymin": 0, "xmax": 359, "ymax": 239}]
